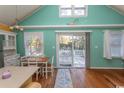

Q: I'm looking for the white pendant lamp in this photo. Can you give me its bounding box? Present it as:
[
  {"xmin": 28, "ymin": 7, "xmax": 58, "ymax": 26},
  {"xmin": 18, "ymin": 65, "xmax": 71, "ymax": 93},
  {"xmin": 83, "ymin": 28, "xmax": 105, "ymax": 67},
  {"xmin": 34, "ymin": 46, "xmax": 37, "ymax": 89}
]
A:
[{"xmin": 9, "ymin": 5, "xmax": 24, "ymax": 31}]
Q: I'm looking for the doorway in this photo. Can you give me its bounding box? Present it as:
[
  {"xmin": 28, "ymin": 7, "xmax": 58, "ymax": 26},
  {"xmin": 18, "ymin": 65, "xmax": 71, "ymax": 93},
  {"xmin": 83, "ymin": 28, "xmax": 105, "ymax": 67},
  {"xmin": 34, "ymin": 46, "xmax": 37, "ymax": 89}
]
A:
[{"xmin": 56, "ymin": 32, "xmax": 89, "ymax": 68}]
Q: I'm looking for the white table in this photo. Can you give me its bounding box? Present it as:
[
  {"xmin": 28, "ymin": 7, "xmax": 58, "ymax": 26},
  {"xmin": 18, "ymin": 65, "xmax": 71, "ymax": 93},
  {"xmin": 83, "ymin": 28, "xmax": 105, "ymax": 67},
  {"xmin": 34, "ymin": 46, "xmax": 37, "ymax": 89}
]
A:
[{"xmin": 0, "ymin": 66, "xmax": 39, "ymax": 88}]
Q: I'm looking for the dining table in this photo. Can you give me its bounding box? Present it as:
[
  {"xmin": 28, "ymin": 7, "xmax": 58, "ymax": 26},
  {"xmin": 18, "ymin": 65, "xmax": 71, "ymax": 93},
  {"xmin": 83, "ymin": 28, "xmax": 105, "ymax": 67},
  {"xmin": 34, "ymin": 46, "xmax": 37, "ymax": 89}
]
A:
[
  {"xmin": 20, "ymin": 56, "xmax": 49, "ymax": 79},
  {"xmin": 0, "ymin": 66, "xmax": 39, "ymax": 88}
]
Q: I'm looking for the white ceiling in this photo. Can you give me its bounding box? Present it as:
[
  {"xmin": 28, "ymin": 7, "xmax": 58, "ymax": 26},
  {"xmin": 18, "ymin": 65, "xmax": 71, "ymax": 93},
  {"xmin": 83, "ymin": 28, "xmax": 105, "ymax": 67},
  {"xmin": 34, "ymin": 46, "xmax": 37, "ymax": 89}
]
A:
[
  {"xmin": 0, "ymin": 5, "xmax": 41, "ymax": 25},
  {"xmin": 0, "ymin": 5, "xmax": 124, "ymax": 26}
]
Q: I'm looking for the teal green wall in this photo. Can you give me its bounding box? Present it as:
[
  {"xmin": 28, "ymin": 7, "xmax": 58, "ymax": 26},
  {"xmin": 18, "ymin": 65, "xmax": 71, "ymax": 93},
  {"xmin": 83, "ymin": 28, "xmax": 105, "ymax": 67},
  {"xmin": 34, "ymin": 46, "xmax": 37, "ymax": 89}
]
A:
[{"xmin": 16, "ymin": 5, "xmax": 124, "ymax": 67}]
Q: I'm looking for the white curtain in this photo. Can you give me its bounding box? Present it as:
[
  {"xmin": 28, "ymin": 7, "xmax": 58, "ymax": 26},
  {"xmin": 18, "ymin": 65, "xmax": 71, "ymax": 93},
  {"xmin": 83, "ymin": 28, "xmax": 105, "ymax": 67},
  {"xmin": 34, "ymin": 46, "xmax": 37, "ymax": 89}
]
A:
[
  {"xmin": 121, "ymin": 31, "xmax": 124, "ymax": 60},
  {"xmin": 24, "ymin": 32, "xmax": 43, "ymax": 56},
  {"xmin": 103, "ymin": 31, "xmax": 112, "ymax": 59}
]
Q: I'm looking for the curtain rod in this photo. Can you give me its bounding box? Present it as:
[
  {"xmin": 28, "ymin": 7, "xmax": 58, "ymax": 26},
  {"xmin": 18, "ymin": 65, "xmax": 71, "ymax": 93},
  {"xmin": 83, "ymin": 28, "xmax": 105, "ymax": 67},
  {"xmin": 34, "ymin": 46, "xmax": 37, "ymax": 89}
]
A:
[{"xmin": 19, "ymin": 24, "xmax": 124, "ymax": 30}]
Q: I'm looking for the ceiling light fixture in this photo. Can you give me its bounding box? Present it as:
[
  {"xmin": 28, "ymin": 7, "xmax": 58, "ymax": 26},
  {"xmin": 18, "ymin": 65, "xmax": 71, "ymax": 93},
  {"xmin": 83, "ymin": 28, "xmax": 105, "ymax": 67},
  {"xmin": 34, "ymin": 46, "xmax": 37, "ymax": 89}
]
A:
[{"xmin": 9, "ymin": 5, "xmax": 24, "ymax": 31}]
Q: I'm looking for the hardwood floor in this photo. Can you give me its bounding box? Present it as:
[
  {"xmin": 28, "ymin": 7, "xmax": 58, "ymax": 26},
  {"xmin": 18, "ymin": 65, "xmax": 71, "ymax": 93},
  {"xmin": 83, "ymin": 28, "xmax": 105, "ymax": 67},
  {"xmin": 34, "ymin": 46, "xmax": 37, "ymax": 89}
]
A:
[
  {"xmin": 38, "ymin": 70, "xmax": 57, "ymax": 88},
  {"xmin": 33, "ymin": 69, "xmax": 124, "ymax": 88}
]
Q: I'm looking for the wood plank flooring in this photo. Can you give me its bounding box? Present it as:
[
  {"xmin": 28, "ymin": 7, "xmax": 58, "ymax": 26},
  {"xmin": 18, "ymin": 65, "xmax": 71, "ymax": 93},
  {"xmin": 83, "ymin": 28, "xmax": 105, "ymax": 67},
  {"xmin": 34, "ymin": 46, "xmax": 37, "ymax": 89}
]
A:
[{"xmin": 33, "ymin": 69, "xmax": 124, "ymax": 88}]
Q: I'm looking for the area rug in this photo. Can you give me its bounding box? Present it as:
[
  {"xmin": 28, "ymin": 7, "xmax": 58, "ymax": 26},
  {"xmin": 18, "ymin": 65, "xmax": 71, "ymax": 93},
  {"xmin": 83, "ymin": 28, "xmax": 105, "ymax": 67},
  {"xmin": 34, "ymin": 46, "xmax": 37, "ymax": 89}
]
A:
[{"xmin": 54, "ymin": 69, "xmax": 73, "ymax": 88}]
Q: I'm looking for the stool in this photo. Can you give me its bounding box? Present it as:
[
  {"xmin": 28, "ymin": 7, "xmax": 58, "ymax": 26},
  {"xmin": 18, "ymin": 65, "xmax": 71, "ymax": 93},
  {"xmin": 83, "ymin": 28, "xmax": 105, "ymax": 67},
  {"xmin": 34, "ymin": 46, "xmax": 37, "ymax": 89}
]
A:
[{"xmin": 26, "ymin": 82, "xmax": 41, "ymax": 88}]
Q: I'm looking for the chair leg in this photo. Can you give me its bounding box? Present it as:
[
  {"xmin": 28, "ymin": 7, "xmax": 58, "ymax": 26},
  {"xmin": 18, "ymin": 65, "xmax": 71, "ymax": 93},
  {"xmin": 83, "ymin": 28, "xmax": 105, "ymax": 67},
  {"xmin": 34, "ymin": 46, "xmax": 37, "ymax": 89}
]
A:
[
  {"xmin": 45, "ymin": 63, "xmax": 48, "ymax": 79},
  {"xmin": 40, "ymin": 68, "xmax": 42, "ymax": 75},
  {"xmin": 43, "ymin": 72, "xmax": 44, "ymax": 76},
  {"xmin": 36, "ymin": 71, "xmax": 38, "ymax": 81},
  {"xmin": 51, "ymin": 68, "xmax": 54, "ymax": 77},
  {"xmin": 42, "ymin": 68, "xmax": 44, "ymax": 76}
]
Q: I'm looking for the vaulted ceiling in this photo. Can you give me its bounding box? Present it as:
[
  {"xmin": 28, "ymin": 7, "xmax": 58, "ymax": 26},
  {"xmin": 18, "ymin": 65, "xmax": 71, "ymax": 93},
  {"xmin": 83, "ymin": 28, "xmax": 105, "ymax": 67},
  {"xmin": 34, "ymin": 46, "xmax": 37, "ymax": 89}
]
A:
[
  {"xmin": 110, "ymin": 5, "xmax": 124, "ymax": 15},
  {"xmin": 0, "ymin": 5, "xmax": 41, "ymax": 25},
  {"xmin": 0, "ymin": 5, "xmax": 123, "ymax": 26}
]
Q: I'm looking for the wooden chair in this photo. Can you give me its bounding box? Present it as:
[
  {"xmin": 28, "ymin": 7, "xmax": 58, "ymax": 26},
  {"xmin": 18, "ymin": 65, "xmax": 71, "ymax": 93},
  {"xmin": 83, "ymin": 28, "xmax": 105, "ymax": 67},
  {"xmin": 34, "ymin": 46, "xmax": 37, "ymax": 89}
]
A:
[
  {"xmin": 42, "ymin": 56, "xmax": 54, "ymax": 77},
  {"xmin": 28, "ymin": 56, "xmax": 42, "ymax": 80},
  {"xmin": 21, "ymin": 56, "xmax": 41, "ymax": 81},
  {"xmin": 20, "ymin": 56, "xmax": 28, "ymax": 66}
]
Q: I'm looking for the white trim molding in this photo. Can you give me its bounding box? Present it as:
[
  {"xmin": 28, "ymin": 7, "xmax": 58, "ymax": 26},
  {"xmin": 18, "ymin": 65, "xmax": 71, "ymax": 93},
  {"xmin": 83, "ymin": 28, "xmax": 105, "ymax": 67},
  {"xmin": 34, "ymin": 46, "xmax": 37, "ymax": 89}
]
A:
[
  {"xmin": 55, "ymin": 30, "xmax": 92, "ymax": 33},
  {"xmin": 90, "ymin": 67, "xmax": 124, "ymax": 69},
  {"xmin": 19, "ymin": 24, "xmax": 124, "ymax": 30}
]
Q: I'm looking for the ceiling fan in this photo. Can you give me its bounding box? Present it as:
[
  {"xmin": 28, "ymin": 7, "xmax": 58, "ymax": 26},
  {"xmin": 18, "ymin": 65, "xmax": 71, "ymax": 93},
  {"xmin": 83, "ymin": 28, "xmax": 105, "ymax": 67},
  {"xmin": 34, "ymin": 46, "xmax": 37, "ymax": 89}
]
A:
[{"xmin": 9, "ymin": 5, "xmax": 24, "ymax": 31}]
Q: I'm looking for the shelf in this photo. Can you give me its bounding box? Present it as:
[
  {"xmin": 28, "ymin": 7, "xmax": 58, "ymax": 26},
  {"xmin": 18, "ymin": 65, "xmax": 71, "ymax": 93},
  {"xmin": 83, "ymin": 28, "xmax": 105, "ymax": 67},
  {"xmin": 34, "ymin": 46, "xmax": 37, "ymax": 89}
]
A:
[{"xmin": 4, "ymin": 47, "xmax": 16, "ymax": 50}]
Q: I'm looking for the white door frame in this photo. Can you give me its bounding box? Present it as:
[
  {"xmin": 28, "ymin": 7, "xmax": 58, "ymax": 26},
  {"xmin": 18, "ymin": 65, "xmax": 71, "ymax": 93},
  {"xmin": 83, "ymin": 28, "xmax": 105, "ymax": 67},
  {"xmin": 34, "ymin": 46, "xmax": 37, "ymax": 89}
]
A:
[
  {"xmin": 56, "ymin": 33, "xmax": 59, "ymax": 67},
  {"xmin": 56, "ymin": 30, "xmax": 91, "ymax": 68}
]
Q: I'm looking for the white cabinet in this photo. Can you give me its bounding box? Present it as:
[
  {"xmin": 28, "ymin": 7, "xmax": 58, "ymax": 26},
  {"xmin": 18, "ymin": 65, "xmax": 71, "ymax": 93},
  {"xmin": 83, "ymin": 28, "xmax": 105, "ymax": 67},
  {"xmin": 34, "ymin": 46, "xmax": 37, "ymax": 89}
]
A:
[
  {"xmin": 0, "ymin": 30, "xmax": 18, "ymax": 66},
  {"xmin": 5, "ymin": 34, "xmax": 16, "ymax": 50},
  {"xmin": 0, "ymin": 30, "xmax": 16, "ymax": 50}
]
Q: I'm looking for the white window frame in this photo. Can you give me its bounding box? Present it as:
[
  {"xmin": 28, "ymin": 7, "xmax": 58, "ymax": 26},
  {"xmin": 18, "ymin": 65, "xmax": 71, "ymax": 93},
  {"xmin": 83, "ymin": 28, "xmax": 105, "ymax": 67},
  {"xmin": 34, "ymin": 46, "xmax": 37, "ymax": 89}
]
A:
[
  {"xmin": 59, "ymin": 5, "xmax": 88, "ymax": 18},
  {"xmin": 24, "ymin": 32, "xmax": 44, "ymax": 56}
]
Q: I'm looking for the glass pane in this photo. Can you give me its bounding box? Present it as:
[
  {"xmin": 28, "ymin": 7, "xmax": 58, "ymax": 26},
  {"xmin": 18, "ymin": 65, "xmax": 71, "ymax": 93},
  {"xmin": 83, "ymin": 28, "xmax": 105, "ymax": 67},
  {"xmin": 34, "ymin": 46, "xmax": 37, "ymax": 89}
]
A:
[
  {"xmin": 60, "ymin": 5, "xmax": 72, "ymax": 8},
  {"xmin": 8, "ymin": 36, "xmax": 11, "ymax": 40},
  {"xmin": 59, "ymin": 34, "xmax": 73, "ymax": 66},
  {"xmin": 73, "ymin": 33, "xmax": 85, "ymax": 67},
  {"xmin": 24, "ymin": 32, "xmax": 43, "ymax": 56},
  {"xmin": 74, "ymin": 9, "xmax": 85, "ymax": 16},
  {"xmin": 110, "ymin": 32, "xmax": 122, "ymax": 46},
  {"xmin": 12, "ymin": 37, "xmax": 15, "ymax": 46},
  {"xmin": 111, "ymin": 37, "xmax": 121, "ymax": 46},
  {"xmin": 110, "ymin": 31, "xmax": 122, "ymax": 57},
  {"xmin": 1, "ymin": 35, "xmax": 6, "ymax": 47},
  {"xmin": 111, "ymin": 46, "xmax": 121, "ymax": 57},
  {"xmin": 61, "ymin": 9, "xmax": 72, "ymax": 16}
]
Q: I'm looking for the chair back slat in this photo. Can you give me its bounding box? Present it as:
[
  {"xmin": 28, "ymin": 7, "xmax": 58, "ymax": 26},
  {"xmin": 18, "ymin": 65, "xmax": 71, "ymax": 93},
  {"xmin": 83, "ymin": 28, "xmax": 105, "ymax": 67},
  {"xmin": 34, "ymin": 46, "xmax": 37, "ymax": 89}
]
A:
[
  {"xmin": 51, "ymin": 56, "xmax": 54, "ymax": 65},
  {"xmin": 21, "ymin": 56, "xmax": 28, "ymax": 66},
  {"xmin": 28, "ymin": 56, "xmax": 38, "ymax": 67}
]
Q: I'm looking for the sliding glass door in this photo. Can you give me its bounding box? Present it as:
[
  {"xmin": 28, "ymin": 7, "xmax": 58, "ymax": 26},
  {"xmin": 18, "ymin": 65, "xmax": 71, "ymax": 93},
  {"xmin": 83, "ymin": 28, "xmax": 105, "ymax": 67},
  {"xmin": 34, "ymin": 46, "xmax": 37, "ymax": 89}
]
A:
[
  {"xmin": 73, "ymin": 33, "xmax": 85, "ymax": 67},
  {"xmin": 57, "ymin": 32, "xmax": 86, "ymax": 68},
  {"xmin": 57, "ymin": 33, "xmax": 73, "ymax": 67}
]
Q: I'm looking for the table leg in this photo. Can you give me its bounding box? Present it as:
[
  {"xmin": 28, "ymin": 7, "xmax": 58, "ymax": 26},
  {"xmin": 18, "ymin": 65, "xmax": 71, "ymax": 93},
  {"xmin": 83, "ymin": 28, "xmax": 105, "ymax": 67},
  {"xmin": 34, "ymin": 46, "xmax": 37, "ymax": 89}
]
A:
[
  {"xmin": 45, "ymin": 62, "xmax": 47, "ymax": 79},
  {"xmin": 36, "ymin": 70, "xmax": 38, "ymax": 81},
  {"xmin": 21, "ymin": 77, "xmax": 32, "ymax": 88}
]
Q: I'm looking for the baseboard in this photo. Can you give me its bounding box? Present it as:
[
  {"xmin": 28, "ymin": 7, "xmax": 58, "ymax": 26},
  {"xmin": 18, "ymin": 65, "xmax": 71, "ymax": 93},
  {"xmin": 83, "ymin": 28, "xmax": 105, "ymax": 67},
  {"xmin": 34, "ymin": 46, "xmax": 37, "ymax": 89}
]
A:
[
  {"xmin": 54, "ymin": 66, "xmax": 85, "ymax": 69},
  {"xmin": 54, "ymin": 67, "xmax": 72, "ymax": 69},
  {"xmin": 54, "ymin": 66, "xmax": 124, "ymax": 69},
  {"xmin": 90, "ymin": 67, "xmax": 124, "ymax": 69}
]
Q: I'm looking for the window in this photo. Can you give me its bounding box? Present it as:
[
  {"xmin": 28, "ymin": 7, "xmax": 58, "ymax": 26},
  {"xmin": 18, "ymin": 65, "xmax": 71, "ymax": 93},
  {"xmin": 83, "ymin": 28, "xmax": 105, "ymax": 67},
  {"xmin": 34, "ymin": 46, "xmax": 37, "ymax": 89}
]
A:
[
  {"xmin": 59, "ymin": 5, "xmax": 87, "ymax": 17},
  {"xmin": 110, "ymin": 31, "xmax": 122, "ymax": 57},
  {"xmin": 24, "ymin": 32, "xmax": 44, "ymax": 56}
]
